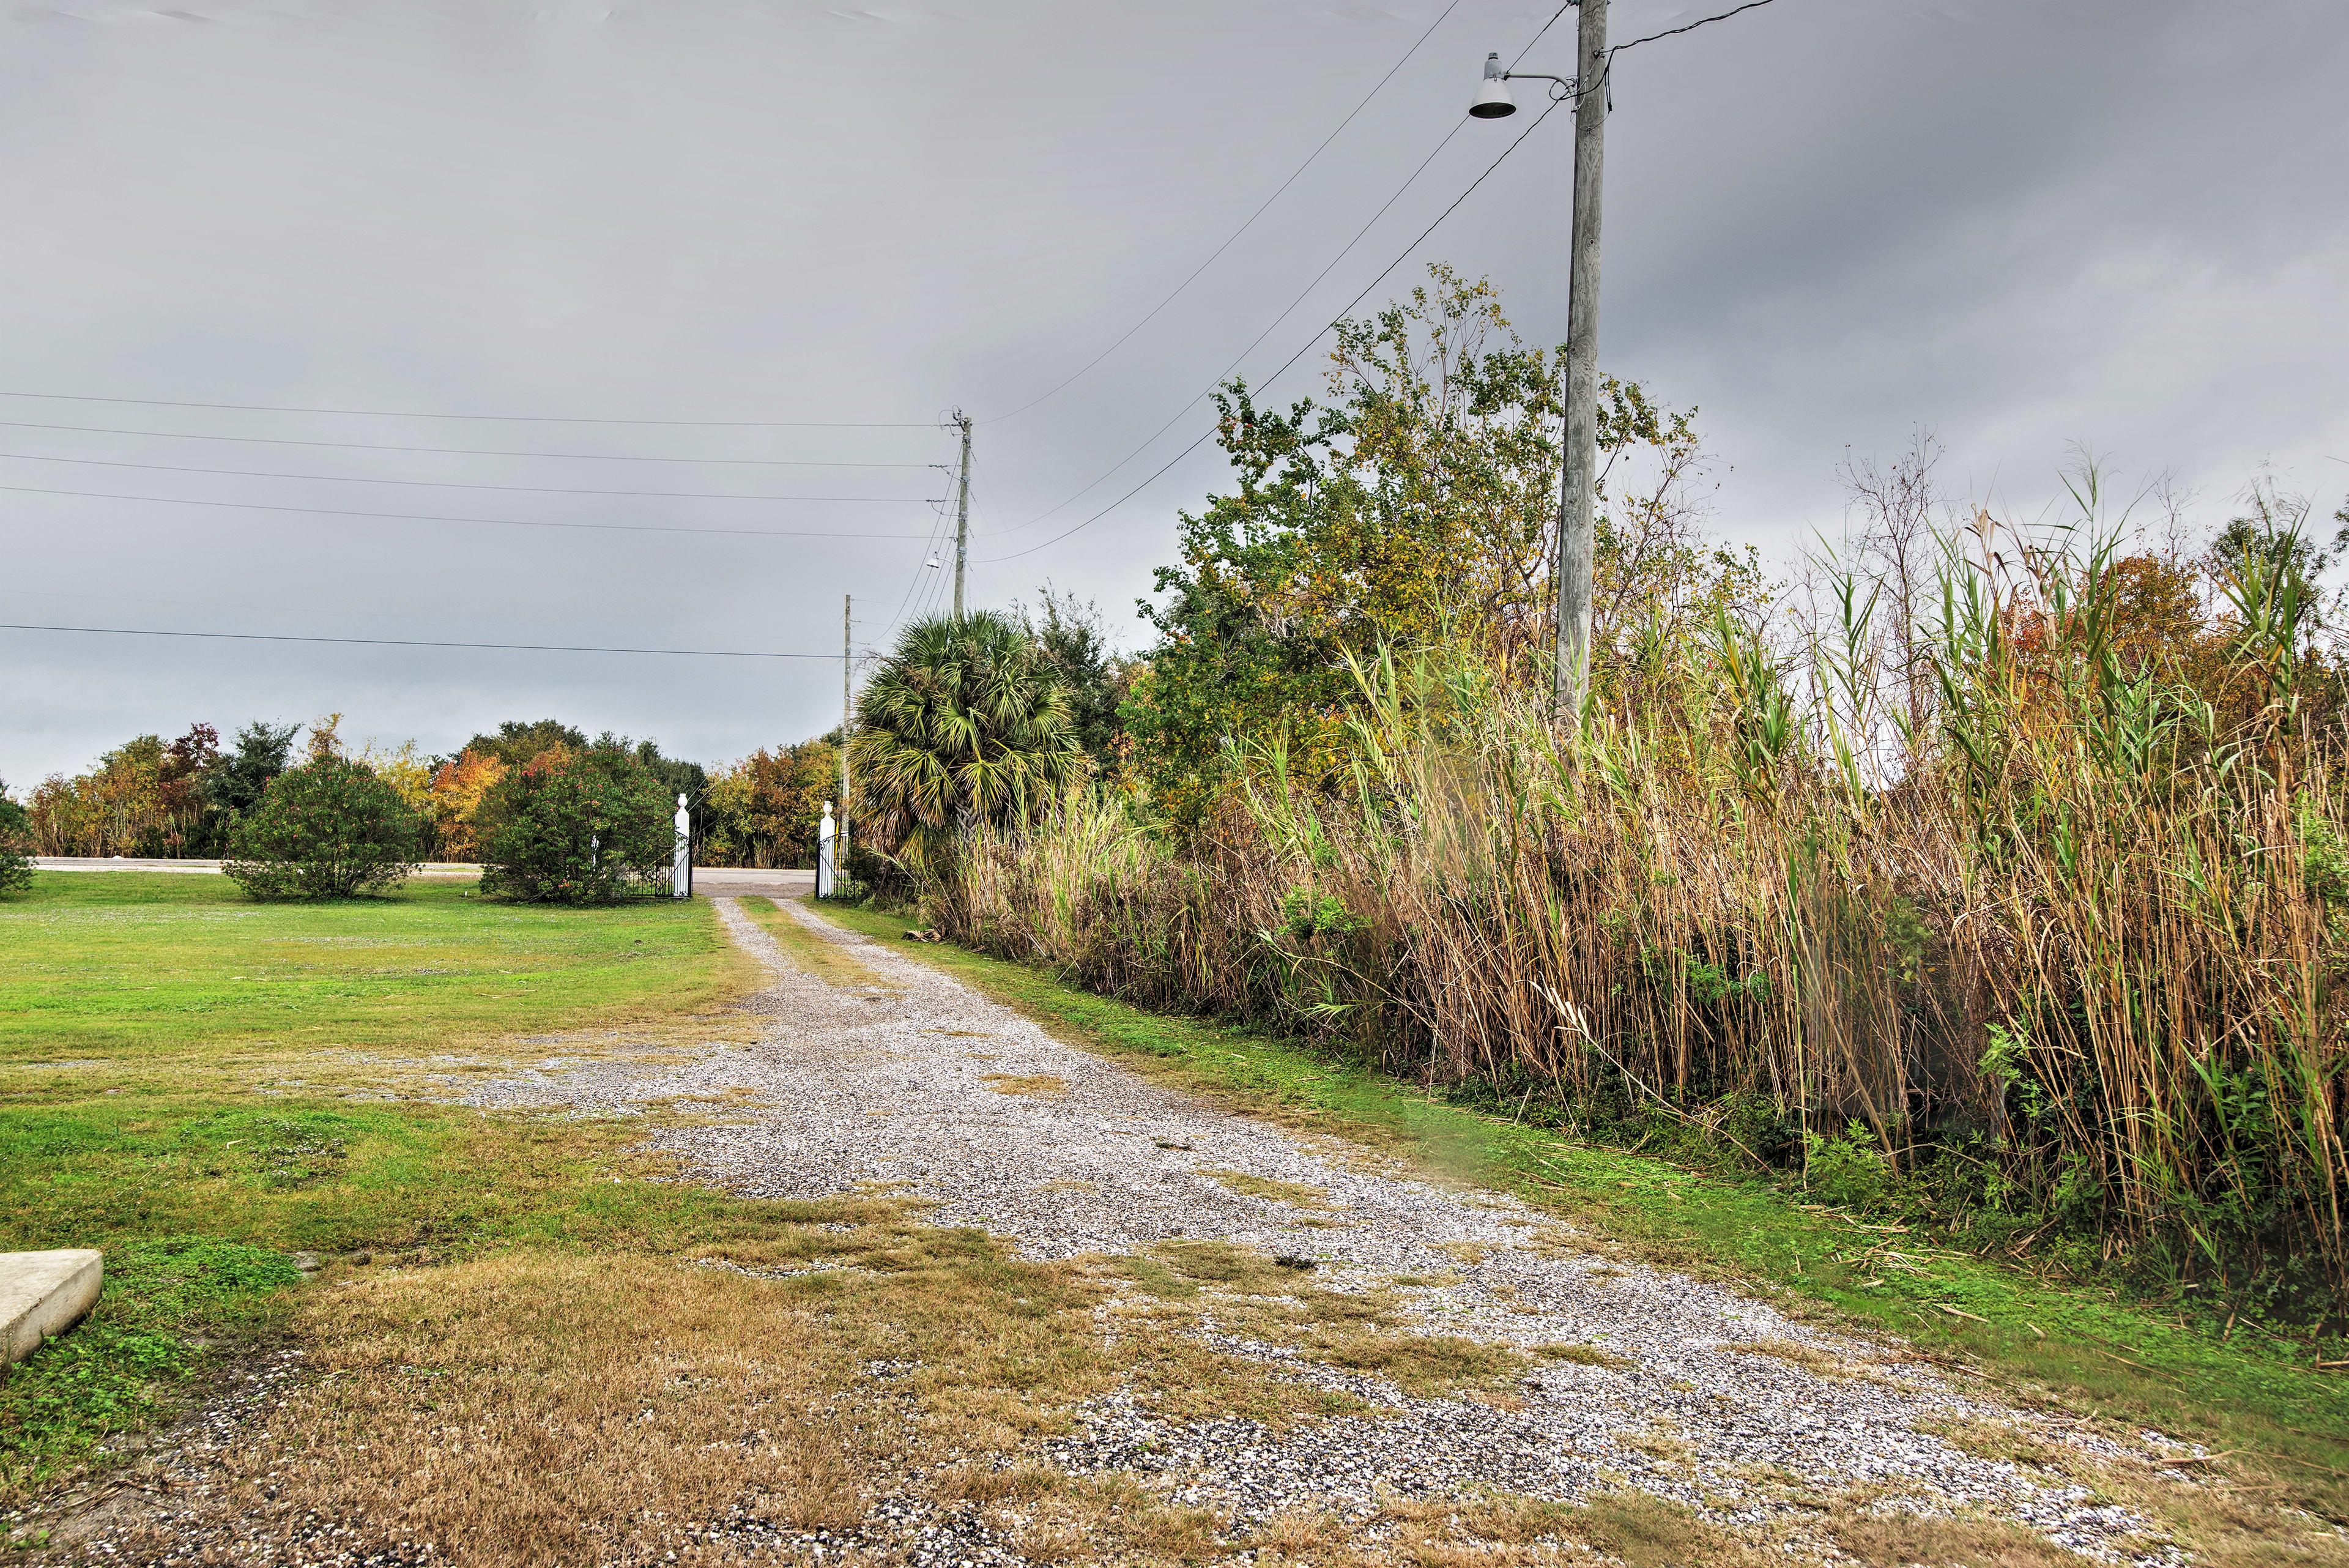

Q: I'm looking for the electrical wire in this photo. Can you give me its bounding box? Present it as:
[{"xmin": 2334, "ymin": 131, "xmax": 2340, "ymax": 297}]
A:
[
  {"xmin": 1613, "ymin": 0, "xmax": 1781, "ymax": 53},
  {"xmin": 0, "ymin": 390, "xmax": 933, "ymax": 428},
  {"xmin": 0, "ymin": 451, "xmax": 938, "ymax": 503},
  {"xmin": 1512, "ymin": 4, "xmax": 1575, "ymax": 64},
  {"xmin": 0, "ymin": 419, "xmax": 941, "ymax": 467},
  {"xmin": 981, "ymin": 0, "xmax": 1465, "ymax": 424},
  {"xmin": 0, "ymin": 622, "xmax": 837, "ymax": 658},
  {"xmin": 982, "ymin": 122, "xmax": 1470, "ymax": 546},
  {"xmin": 885, "ymin": 485, "xmax": 960, "ymax": 636},
  {"xmin": 978, "ymin": 92, "xmax": 1571, "ymax": 565},
  {"xmin": 970, "ymin": 1, "xmax": 1777, "ymax": 570},
  {"xmin": 976, "ymin": 0, "xmax": 1590, "ymax": 551},
  {"xmin": 0, "ymin": 483, "xmax": 933, "ymax": 541}
]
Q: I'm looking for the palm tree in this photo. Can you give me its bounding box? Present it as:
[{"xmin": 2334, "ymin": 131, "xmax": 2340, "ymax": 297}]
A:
[{"xmin": 852, "ymin": 611, "xmax": 1082, "ymax": 869}]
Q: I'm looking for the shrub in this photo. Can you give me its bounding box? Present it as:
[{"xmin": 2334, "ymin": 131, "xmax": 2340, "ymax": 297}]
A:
[
  {"xmin": 221, "ymin": 759, "xmax": 422, "ymax": 900},
  {"xmin": 477, "ymin": 745, "xmax": 675, "ymax": 905},
  {"xmin": 0, "ymin": 790, "xmax": 32, "ymax": 895}
]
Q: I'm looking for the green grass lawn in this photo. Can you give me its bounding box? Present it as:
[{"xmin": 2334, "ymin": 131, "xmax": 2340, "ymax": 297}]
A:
[
  {"xmin": 1, "ymin": 870, "xmax": 748, "ymax": 1072},
  {"xmin": 0, "ymin": 871, "xmax": 762, "ymax": 1493},
  {"xmin": 807, "ymin": 897, "xmax": 2349, "ymax": 1524}
]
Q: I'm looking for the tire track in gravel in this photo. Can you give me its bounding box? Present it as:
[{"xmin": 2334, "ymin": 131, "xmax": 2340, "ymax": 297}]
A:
[{"xmin": 463, "ymin": 897, "xmax": 2187, "ymax": 1564}]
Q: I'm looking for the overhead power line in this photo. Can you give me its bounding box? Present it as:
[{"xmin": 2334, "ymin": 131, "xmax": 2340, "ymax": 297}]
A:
[
  {"xmin": 0, "ymin": 451, "xmax": 937, "ymax": 503},
  {"xmin": 1512, "ymin": 4, "xmax": 1576, "ymax": 64},
  {"xmin": 987, "ymin": 120, "xmax": 1472, "ymax": 544},
  {"xmin": 1612, "ymin": 0, "xmax": 1780, "ymax": 53},
  {"xmin": 0, "ymin": 483, "xmax": 934, "ymax": 540},
  {"xmin": 0, "ymin": 419, "xmax": 941, "ymax": 467},
  {"xmin": 0, "ymin": 390, "xmax": 934, "ymax": 428},
  {"xmin": 982, "ymin": 0, "xmax": 1466, "ymax": 425},
  {"xmin": 978, "ymin": 0, "xmax": 1590, "ymax": 558},
  {"xmin": 0, "ymin": 622, "xmax": 837, "ymax": 658},
  {"xmin": 979, "ymin": 92, "xmax": 1571, "ymax": 565}
]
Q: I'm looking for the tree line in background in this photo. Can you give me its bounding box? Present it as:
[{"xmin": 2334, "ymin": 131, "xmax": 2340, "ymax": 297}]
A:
[
  {"xmin": 0, "ymin": 582, "xmax": 1123, "ymax": 896},
  {"xmin": 836, "ymin": 268, "xmax": 2349, "ymax": 1328},
  {"xmin": 0, "ymin": 718, "xmax": 706, "ymax": 905}
]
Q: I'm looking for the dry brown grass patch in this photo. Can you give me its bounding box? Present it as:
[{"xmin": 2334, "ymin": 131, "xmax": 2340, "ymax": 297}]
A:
[
  {"xmin": 1533, "ymin": 1342, "xmax": 1634, "ymax": 1370},
  {"xmin": 1920, "ymin": 1416, "xmax": 2061, "ymax": 1470},
  {"xmin": 1315, "ymin": 1329, "xmax": 1523, "ymax": 1396},
  {"xmin": 1730, "ymin": 1336, "xmax": 1862, "ymax": 1380},
  {"xmin": 1205, "ymin": 1169, "xmax": 1334, "ymax": 1208},
  {"xmin": 1551, "ymin": 1491, "xmax": 1762, "ymax": 1568},
  {"xmin": 1831, "ymin": 1511, "xmax": 2088, "ymax": 1567},
  {"xmin": 212, "ymin": 1251, "xmax": 867, "ymax": 1565},
  {"xmin": 1242, "ymin": 1506, "xmax": 1344, "ymax": 1554},
  {"xmin": 1152, "ymin": 1238, "xmax": 1302, "ymax": 1293},
  {"xmin": 981, "ymin": 1071, "xmax": 1068, "ymax": 1099}
]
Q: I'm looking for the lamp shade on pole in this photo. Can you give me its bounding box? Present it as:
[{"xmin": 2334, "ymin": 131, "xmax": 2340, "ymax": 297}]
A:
[{"xmin": 1471, "ymin": 53, "xmax": 1516, "ymax": 118}]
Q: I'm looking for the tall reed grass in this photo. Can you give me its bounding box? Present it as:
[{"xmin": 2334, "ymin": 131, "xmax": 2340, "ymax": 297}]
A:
[{"xmin": 933, "ymin": 519, "xmax": 2348, "ymax": 1315}]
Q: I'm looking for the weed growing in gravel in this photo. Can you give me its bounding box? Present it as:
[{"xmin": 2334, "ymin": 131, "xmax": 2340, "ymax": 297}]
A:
[
  {"xmin": 1830, "ymin": 1510, "xmax": 2086, "ymax": 1567},
  {"xmin": 980, "ymin": 1071, "xmax": 1068, "ymax": 1099},
  {"xmin": 1205, "ymin": 1169, "xmax": 1334, "ymax": 1208},
  {"xmin": 1729, "ymin": 1336, "xmax": 1862, "ymax": 1380}
]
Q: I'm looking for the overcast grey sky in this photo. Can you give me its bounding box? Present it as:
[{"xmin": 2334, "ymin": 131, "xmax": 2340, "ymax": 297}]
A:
[{"xmin": 4, "ymin": 0, "xmax": 2344, "ymax": 785}]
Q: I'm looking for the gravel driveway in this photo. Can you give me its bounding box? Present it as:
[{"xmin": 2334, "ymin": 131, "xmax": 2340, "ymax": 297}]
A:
[{"xmin": 458, "ymin": 897, "xmax": 2184, "ymax": 1566}]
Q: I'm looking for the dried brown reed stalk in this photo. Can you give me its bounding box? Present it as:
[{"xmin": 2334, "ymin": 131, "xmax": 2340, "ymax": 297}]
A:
[{"xmin": 941, "ymin": 521, "xmax": 2347, "ymax": 1303}]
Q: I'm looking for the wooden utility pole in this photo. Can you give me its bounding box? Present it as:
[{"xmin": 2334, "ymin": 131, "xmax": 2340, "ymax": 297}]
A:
[
  {"xmin": 839, "ymin": 593, "xmax": 852, "ymax": 872},
  {"xmin": 1554, "ymin": 0, "xmax": 1608, "ymax": 726},
  {"xmin": 951, "ymin": 412, "xmax": 973, "ymax": 617}
]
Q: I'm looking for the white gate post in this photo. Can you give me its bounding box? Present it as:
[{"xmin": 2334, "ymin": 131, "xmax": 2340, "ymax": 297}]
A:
[
  {"xmin": 816, "ymin": 799, "xmax": 836, "ymax": 898},
  {"xmin": 671, "ymin": 793, "xmax": 691, "ymax": 899}
]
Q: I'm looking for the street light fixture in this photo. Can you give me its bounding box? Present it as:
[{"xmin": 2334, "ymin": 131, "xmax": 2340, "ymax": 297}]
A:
[{"xmin": 1468, "ymin": 51, "xmax": 1575, "ymax": 121}]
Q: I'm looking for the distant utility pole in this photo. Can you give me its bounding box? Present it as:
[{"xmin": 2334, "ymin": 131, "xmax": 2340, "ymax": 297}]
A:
[
  {"xmin": 951, "ymin": 411, "xmax": 973, "ymax": 617},
  {"xmin": 1554, "ymin": 0, "xmax": 1608, "ymax": 727},
  {"xmin": 839, "ymin": 593, "xmax": 852, "ymax": 872}
]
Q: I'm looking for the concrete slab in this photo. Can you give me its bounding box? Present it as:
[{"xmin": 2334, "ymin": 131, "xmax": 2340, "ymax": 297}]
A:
[{"xmin": 1, "ymin": 1249, "xmax": 104, "ymax": 1365}]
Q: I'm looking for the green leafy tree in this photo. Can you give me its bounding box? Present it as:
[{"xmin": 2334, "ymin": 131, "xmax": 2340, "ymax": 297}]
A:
[
  {"xmin": 1127, "ymin": 266, "xmax": 1762, "ymax": 831},
  {"xmin": 852, "ymin": 611, "xmax": 1082, "ymax": 870},
  {"xmin": 1018, "ymin": 587, "xmax": 1130, "ymax": 772},
  {"xmin": 702, "ymin": 736, "xmax": 839, "ymax": 868},
  {"xmin": 462, "ymin": 719, "xmax": 591, "ymax": 770},
  {"xmin": 202, "ymin": 721, "xmax": 300, "ymax": 823},
  {"xmin": 222, "ymin": 757, "xmax": 423, "ymax": 900},
  {"xmin": 1129, "ymin": 267, "xmax": 1564, "ymax": 828},
  {"xmin": 477, "ymin": 743, "xmax": 675, "ymax": 904},
  {"xmin": 625, "ymin": 737, "xmax": 707, "ymax": 838},
  {"xmin": 0, "ymin": 785, "xmax": 32, "ymax": 894}
]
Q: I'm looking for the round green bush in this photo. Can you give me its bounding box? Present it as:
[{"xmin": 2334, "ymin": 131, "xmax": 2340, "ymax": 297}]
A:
[
  {"xmin": 477, "ymin": 745, "xmax": 675, "ymax": 905},
  {"xmin": 0, "ymin": 795, "xmax": 32, "ymax": 895},
  {"xmin": 223, "ymin": 758, "xmax": 422, "ymax": 900}
]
